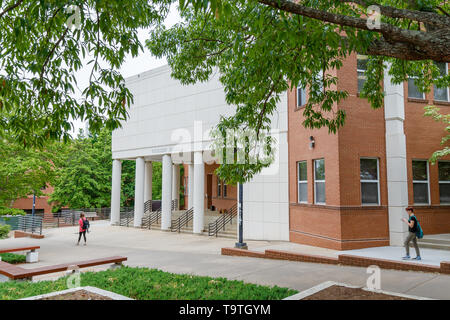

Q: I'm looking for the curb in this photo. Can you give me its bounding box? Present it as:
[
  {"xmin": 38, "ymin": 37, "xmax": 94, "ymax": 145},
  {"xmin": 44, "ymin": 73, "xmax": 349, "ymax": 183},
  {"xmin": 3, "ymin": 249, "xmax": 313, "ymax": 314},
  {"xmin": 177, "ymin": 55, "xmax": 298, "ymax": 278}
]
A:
[
  {"xmin": 222, "ymin": 247, "xmax": 450, "ymax": 274},
  {"xmin": 283, "ymin": 281, "xmax": 434, "ymax": 300}
]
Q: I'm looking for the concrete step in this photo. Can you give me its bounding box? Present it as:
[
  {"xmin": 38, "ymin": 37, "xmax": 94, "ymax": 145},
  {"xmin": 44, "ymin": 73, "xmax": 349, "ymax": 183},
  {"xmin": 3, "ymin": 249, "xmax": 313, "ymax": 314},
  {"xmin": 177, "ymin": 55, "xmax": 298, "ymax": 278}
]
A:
[
  {"xmin": 419, "ymin": 237, "xmax": 450, "ymax": 246},
  {"xmin": 417, "ymin": 242, "xmax": 450, "ymax": 251}
]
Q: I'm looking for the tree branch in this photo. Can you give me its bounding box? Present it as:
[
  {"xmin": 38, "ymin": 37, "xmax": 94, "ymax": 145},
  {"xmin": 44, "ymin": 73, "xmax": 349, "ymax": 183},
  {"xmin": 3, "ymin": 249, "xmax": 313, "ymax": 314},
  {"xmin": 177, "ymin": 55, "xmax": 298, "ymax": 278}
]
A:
[{"xmin": 0, "ymin": 0, "xmax": 24, "ymax": 19}]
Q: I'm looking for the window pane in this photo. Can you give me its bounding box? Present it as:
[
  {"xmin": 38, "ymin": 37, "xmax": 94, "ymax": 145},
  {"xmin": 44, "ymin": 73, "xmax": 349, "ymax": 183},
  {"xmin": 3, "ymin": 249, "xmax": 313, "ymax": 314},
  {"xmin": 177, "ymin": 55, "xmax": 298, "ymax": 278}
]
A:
[
  {"xmin": 408, "ymin": 78, "xmax": 424, "ymax": 99},
  {"xmin": 412, "ymin": 161, "xmax": 428, "ymax": 181},
  {"xmin": 297, "ymin": 87, "xmax": 307, "ymax": 106},
  {"xmin": 360, "ymin": 159, "xmax": 378, "ymax": 180},
  {"xmin": 357, "ymin": 72, "xmax": 366, "ymax": 93},
  {"xmin": 298, "ymin": 161, "xmax": 307, "ymax": 181},
  {"xmin": 413, "ymin": 183, "xmax": 429, "ymax": 204},
  {"xmin": 434, "ymin": 86, "xmax": 449, "ymax": 101},
  {"xmin": 315, "ymin": 182, "xmax": 325, "ymax": 203},
  {"xmin": 299, "ymin": 183, "xmax": 307, "ymax": 203},
  {"xmin": 439, "ymin": 183, "xmax": 450, "ymax": 204},
  {"xmin": 314, "ymin": 159, "xmax": 325, "ymax": 180},
  {"xmin": 223, "ymin": 184, "xmax": 227, "ymax": 198},
  {"xmin": 357, "ymin": 58, "xmax": 368, "ymax": 71},
  {"xmin": 439, "ymin": 162, "xmax": 450, "ymax": 181},
  {"xmin": 361, "ymin": 182, "xmax": 379, "ymax": 204}
]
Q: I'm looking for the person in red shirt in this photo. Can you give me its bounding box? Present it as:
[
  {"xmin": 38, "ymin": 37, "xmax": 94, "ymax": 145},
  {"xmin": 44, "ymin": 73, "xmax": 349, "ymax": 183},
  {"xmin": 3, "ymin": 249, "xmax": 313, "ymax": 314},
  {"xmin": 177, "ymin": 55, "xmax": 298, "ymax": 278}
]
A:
[{"xmin": 77, "ymin": 213, "xmax": 88, "ymax": 246}]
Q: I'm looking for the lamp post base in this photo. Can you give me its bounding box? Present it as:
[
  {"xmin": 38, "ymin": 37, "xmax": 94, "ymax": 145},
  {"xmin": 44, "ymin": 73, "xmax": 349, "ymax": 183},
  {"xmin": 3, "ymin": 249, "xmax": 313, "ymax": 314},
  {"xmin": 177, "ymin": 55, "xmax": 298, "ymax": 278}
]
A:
[{"xmin": 234, "ymin": 242, "xmax": 248, "ymax": 250}]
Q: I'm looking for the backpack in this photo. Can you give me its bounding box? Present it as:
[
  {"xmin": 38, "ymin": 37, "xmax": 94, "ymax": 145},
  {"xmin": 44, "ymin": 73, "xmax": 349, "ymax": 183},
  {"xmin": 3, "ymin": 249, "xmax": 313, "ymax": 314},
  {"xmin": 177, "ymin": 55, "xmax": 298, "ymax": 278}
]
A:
[
  {"xmin": 82, "ymin": 218, "xmax": 90, "ymax": 231},
  {"xmin": 409, "ymin": 216, "xmax": 423, "ymax": 239}
]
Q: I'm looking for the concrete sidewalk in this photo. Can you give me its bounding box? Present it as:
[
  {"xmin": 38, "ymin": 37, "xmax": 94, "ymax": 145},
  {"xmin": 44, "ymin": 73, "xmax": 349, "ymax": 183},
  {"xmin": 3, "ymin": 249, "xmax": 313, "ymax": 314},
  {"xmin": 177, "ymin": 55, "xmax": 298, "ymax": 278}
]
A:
[{"xmin": 0, "ymin": 221, "xmax": 449, "ymax": 300}]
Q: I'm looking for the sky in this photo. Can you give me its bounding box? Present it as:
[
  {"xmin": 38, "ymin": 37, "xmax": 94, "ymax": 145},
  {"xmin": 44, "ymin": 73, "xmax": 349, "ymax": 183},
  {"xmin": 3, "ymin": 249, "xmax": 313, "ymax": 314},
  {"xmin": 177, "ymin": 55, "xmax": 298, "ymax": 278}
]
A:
[{"xmin": 70, "ymin": 5, "xmax": 182, "ymax": 136}]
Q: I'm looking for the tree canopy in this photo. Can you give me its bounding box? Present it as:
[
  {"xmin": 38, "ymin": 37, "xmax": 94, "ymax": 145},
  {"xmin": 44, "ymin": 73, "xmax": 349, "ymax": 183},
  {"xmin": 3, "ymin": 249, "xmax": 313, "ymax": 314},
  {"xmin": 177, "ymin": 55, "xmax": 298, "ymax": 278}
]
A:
[
  {"xmin": 0, "ymin": 0, "xmax": 171, "ymax": 147},
  {"xmin": 148, "ymin": 0, "xmax": 450, "ymax": 182},
  {"xmin": 0, "ymin": 136, "xmax": 57, "ymax": 207}
]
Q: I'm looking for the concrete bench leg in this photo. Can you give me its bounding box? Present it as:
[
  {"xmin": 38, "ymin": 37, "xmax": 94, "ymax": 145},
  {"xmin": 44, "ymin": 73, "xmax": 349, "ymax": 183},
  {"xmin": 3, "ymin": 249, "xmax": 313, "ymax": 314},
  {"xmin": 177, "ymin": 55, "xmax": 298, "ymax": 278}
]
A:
[
  {"xmin": 0, "ymin": 274, "xmax": 10, "ymax": 282},
  {"xmin": 26, "ymin": 251, "xmax": 39, "ymax": 263},
  {"xmin": 109, "ymin": 262, "xmax": 123, "ymax": 270}
]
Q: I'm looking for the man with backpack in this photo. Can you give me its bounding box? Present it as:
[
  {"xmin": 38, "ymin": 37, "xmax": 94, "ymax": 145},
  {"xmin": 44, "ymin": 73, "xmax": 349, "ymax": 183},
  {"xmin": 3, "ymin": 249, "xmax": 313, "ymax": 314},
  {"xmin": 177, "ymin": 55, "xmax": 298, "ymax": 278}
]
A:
[
  {"xmin": 77, "ymin": 213, "xmax": 90, "ymax": 246},
  {"xmin": 402, "ymin": 207, "xmax": 422, "ymax": 261}
]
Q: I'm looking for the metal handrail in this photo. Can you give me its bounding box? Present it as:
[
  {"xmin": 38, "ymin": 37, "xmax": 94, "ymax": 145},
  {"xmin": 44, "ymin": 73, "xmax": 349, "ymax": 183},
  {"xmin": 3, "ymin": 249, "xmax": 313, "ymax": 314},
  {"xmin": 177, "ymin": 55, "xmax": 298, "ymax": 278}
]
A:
[
  {"xmin": 144, "ymin": 200, "xmax": 152, "ymax": 213},
  {"xmin": 208, "ymin": 204, "xmax": 238, "ymax": 237},
  {"xmin": 171, "ymin": 207, "xmax": 194, "ymax": 233},
  {"xmin": 17, "ymin": 215, "xmax": 43, "ymax": 235}
]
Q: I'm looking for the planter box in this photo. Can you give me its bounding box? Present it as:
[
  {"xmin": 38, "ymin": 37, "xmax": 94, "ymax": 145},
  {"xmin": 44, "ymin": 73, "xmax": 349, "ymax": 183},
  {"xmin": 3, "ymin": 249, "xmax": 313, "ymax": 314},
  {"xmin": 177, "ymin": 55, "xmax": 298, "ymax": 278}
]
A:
[{"xmin": 20, "ymin": 286, "xmax": 134, "ymax": 300}]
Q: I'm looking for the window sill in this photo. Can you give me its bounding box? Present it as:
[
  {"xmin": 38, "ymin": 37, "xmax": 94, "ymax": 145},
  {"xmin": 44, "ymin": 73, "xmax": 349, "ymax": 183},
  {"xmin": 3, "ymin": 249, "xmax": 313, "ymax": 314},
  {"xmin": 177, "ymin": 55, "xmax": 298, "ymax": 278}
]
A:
[
  {"xmin": 407, "ymin": 97, "xmax": 428, "ymax": 104},
  {"xmin": 294, "ymin": 105, "xmax": 306, "ymax": 112},
  {"xmin": 433, "ymin": 100, "xmax": 450, "ymax": 106}
]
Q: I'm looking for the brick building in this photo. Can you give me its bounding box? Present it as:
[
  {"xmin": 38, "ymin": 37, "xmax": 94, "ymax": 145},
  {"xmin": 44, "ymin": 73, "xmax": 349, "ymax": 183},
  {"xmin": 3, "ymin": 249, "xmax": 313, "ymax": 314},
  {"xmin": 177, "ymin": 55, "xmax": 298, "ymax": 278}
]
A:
[
  {"xmin": 111, "ymin": 58, "xmax": 449, "ymax": 250},
  {"xmin": 288, "ymin": 53, "xmax": 450, "ymax": 250}
]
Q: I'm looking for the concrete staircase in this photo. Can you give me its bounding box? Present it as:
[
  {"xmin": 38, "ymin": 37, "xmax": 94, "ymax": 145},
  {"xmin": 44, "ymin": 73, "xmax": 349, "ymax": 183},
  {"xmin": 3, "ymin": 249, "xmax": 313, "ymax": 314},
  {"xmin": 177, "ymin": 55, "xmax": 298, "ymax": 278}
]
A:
[
  {"xmin": 418, "ymin": 234, "xmax": 450, "ymax": 251},
  {"xmin": 140, "ymin": 210, "xmax": 237, "ymax": 239}
]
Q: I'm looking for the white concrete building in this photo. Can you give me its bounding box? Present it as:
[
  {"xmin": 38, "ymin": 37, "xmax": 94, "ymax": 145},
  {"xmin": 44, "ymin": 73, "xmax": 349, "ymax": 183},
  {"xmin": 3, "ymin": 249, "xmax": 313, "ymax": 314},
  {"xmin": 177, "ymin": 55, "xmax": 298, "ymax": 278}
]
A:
[{"xmin": 111, "ymin": 65, "xmax": 289, "ymax": 241}]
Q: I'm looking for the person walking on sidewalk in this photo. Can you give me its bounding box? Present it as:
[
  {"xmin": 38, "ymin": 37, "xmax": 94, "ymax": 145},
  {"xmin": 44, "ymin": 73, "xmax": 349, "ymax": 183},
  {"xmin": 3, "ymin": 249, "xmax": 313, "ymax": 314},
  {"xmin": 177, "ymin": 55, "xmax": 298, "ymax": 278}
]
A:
[
  {"xmin": 77, "ymin": 213, "xmax": 89, "ymax": 246},
  {"xmin": 402, "ymin": 207, "xmax": 421, "ymax": 261}
]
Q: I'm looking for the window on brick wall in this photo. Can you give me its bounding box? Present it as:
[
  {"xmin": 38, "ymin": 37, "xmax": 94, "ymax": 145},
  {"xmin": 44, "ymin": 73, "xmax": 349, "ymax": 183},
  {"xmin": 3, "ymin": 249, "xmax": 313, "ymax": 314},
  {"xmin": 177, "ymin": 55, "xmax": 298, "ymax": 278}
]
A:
[
  {"xmin": 434, "ymin": 62, "xmax": 449, "ymax": 102},
  {"xmin": 217, "ymin": 178, "xmax": 221, "ymax": 197},
  {"xmin": 408, "ymin": 77, "xmax": 425, "ymax": 99},
  {"xmin": 360, "ymin": 158, "xmax": 380, "ymax": 205},
  {"xmin": 314, "ymin": 159, "xmax": 325, "ymax": 204},
  {"xmin": 439, "ymin": 161, "xmax": 450, "ymax": 204},
  {"xmin": 412, "ymin": 160, "xmax": 430, "ymax": 204},
  {"xmin": 297, "ymin": 161, "xmax": 307, "ymax": 203},
  {"xmin": 223, "ymin": 181, "xmax": 228, "ymax": 198},
  {"xmin": 357, "ymin": 54, "xmax": 368, "ymax": 93},
  {"xmin": 297, "ymin": 82, "xmax": 307, "ymax": 107}
]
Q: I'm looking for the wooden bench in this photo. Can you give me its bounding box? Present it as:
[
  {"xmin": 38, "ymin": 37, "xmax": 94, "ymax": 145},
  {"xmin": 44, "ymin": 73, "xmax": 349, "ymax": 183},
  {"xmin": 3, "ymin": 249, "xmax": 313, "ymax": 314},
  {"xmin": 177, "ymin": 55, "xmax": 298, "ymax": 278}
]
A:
[
  {"xmin": 0, "ymin": 256, "xmax": 127, "ymax": 281},
  {"xmin": 83, "ymin": 212, "xmax": 98, "ymax": 220},
  {"xmin": 0, "ymin": 246, "xmax": 40, "ymax": 263}
]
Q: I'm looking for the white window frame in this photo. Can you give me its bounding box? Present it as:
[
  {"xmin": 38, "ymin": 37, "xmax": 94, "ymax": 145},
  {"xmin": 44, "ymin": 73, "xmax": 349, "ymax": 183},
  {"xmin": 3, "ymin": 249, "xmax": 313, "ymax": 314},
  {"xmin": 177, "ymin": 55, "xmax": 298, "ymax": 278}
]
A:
[
  {"xmin": 357, "ymin": 54, "xmax": 368, "ymax": 93},
  {"xmin": 438, "ymin": 160, "xmax": 450, "ymax": 205},
  {"xmin": 412, "ymin": 159, "xmax": 430, "ymax": 205},
  {"xmin": 360, "ymin": 157, "xmax": 380, "ymax": 206},
  {"xmin": 297, "ymin": 85, "xmax": 307, "ymax": 107},
  {"xmin": 408, "ymin": 76, "xmax": 426, "ymax": 99},
  {"xmin": 297, "ymin": 161, "xmax": 308, "ymax": 203},
  {"xmin": 223, "ymin": 181, "xmax": 228, "ymax": 198},
  {"xmin": 434, "ymin": 62, "xmax": 449, "ymax": 102},
  {"xmin": 314, "ymin": 159, "xmax": 326, "ymax": 205}
]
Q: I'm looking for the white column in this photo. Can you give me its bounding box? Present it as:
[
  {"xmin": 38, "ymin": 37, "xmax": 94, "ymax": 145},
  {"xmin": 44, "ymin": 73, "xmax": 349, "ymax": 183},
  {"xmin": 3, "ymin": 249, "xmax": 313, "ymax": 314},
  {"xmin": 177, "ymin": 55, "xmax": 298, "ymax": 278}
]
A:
[
  {"xmin": 172, "ymin": 164, "xmax": 180, "ymax": 210},
  {"xmin": 110, "ymin": 159, "xmax": 122, "ymax": 225},
  {"xmin": 144, "ymin": 161, "xmax": 153, "ymax": 209},
  {"xmin": 161, "ymin": 154, "xmax": 173, "ymax": 230},
  {"xmin": 188, "ymin": 164, "xmax": 194, "ymax": 209},
  {"xmin": 384, "ymin": 63, "xmax": 409, "ymax": 246},
  {"xmin": 133, "ymin": 157, "xmax": 145, "ymax": 227},
  {"xmin": 193, "ymin": 151, "xmax": 205, "ymax": 234}
]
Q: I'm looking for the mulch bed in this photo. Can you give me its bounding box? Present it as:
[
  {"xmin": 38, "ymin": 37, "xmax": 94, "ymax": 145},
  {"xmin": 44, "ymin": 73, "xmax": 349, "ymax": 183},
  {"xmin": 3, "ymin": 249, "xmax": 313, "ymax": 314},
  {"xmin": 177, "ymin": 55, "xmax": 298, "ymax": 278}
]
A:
[
  {"xmin": 302, "ymin": 285, "xmax": 413, "ymax": 300},
  {"xmin": 39, "ymin": 289, "xmax": 113, "ymax": 300}
]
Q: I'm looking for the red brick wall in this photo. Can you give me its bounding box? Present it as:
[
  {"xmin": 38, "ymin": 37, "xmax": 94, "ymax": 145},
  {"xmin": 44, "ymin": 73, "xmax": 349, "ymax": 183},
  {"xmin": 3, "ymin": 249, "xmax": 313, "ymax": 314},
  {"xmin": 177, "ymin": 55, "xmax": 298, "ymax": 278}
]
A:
[{"xmin": 12, "ymin": 186, "xmax": 54, "ymax": 215}]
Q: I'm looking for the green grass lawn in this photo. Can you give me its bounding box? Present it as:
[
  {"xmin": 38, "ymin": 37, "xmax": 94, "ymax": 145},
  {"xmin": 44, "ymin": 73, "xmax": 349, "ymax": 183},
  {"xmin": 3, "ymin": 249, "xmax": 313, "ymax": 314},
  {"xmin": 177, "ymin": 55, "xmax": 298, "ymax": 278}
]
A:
[
  {"xmin": 0, "ymin": 266, "xmax": 297, "ymax": 300},
  {"xmin": 0, "ymin": 253, "xmax": 26, "ymax": 264}
]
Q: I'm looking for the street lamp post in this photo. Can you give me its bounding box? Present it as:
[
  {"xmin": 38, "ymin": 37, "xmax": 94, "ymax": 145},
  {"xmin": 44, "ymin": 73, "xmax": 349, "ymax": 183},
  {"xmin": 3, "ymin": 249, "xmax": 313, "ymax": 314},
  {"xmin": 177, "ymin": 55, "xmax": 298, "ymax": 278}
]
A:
[{"xmin": 235, "ymin": 182, "xmax": 247, "ymax": 250}]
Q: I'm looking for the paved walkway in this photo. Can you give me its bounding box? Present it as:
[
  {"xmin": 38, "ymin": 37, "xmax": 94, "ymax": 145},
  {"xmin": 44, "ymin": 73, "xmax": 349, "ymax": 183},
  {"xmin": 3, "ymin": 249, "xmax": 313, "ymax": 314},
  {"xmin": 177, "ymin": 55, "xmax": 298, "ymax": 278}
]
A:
[{"xmin": 1, "ymin": 221, "xmax": 449, "ymax": 299}]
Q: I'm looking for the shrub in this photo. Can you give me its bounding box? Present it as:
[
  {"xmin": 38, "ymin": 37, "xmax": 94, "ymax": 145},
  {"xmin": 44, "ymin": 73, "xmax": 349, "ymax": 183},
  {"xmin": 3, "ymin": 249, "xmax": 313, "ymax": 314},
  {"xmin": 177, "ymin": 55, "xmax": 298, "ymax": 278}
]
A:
[
  {"xmin": 0, "ymin": 207, "xmax": 26, "ymax": 217},
  {"xmin": 0, "ymin": 224, "xmax": 11, "ymax": 239},
  {"xmin": 0, "ymin": 253, "xmax": 26, "ymax": 264}
]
